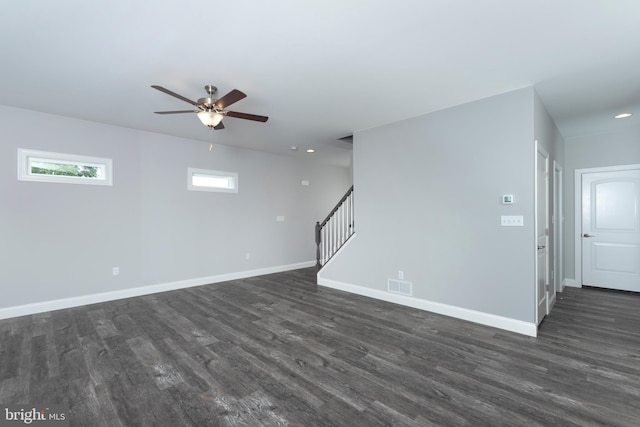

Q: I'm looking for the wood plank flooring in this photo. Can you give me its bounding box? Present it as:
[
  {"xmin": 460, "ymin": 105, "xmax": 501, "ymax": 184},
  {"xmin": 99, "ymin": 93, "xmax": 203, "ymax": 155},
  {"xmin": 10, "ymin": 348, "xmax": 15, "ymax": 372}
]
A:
[{"xmin": 1, "ymin": 268, "xmax": 640, "ymax": 426}]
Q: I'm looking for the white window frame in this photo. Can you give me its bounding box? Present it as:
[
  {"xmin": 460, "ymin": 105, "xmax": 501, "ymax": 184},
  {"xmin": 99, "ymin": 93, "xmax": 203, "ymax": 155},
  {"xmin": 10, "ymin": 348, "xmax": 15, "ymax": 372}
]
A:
[
  {"xmin": 187, "ymin": 167, "xmax": 238, "ymax": 193},
  {"xmin": 17, "ymin": 149, "xmax": 113, "ymax": 186}
]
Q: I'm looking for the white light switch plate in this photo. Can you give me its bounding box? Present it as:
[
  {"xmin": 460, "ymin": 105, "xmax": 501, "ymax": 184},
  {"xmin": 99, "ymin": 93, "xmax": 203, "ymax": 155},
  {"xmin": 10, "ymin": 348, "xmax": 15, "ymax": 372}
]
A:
[{"xmin": 501, "ymin": 215, "xmax": 524, "ymax": 226}]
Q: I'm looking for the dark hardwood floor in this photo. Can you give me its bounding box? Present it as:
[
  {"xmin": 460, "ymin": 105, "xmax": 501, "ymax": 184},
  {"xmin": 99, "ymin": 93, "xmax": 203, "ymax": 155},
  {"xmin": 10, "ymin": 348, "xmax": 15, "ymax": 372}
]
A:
[{"xmin": 1, "ymin": 268, "xmax": 639, "ymax": 426}]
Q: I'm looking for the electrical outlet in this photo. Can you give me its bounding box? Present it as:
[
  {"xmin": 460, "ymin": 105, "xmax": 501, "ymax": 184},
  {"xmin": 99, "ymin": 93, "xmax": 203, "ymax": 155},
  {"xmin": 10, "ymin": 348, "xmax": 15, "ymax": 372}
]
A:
[
  {"xmin": 501, "ymin": 215, "xmax": 524, "ymax": 226},
  {"xmin": 245, "ymin": 252, "xmax": 251, "ymax": 260},
  {"xmin": 112, "ymin": 267, "xmax": 119, "ymax": 276},
  {"xmin": 398, "ymin": 270, "xmax": 404, "ymax": 280}
]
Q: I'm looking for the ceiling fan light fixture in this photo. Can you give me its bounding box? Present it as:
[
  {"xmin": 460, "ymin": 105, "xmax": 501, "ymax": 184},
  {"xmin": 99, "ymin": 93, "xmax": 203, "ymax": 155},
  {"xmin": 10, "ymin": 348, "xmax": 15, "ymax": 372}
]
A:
[
  {"xmin": 152, "ymin": 85, "xmax": 268, "ymax": 128},
  {"xmin": 197, "ymin": 111, "xmax": 224, "ymax": 127}
]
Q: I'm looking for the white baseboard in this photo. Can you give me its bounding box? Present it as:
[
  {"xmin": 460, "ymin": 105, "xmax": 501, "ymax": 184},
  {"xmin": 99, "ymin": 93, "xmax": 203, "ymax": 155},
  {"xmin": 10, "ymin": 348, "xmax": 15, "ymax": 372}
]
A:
[
  {"xmin": 0, "ymin": 261, "xmax": 315, "ymax": 321},
  {"xmin": 563, "ymin": 278, "xmax": 580, "ymax": 288},
  {"xmin": 317, "ymin": 277, "xmax": 538, "ymax": 337}
]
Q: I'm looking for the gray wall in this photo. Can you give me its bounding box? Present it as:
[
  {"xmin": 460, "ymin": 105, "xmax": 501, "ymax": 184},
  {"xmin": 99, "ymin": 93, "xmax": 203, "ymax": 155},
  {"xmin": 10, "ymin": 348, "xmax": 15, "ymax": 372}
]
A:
[
  {"xmin": 0, "ymin": 105, "xmax": 351, "ymax": 309},
  {"xmin": 563, "ymin": 126, "xmax": 640, "ymax": 281},
  {"xmin": 320, "ymin": 87, "xmax": 548, "ymax": 323}
]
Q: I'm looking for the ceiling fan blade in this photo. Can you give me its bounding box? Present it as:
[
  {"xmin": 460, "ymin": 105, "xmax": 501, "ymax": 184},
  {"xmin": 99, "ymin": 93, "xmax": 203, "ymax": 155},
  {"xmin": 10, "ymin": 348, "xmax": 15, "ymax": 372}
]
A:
[
  {"xmin": 215, "ymin": 89, "xmax": 247, "ymax": 109},
  {"xmin": 154, "ymin": 110, "xmax": 199, "ymax": 114},
  {"xmin": 151, "ymin": 85, "xmax": 198, "ymax": 106},
  {"xmin": 226, "ymin": 111, "xmax": 269, "ymax": 122},
  {"xmin": 213, "ymin": 122, "xmax": 225, "ymax": 130}
]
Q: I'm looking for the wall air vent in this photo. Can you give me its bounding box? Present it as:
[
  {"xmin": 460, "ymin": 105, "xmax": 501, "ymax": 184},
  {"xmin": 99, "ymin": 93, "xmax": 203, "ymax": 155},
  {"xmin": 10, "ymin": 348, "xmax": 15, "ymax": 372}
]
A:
[{"xmin": 388, "ymin": 279, "xmax": 413, "ymax": 296}]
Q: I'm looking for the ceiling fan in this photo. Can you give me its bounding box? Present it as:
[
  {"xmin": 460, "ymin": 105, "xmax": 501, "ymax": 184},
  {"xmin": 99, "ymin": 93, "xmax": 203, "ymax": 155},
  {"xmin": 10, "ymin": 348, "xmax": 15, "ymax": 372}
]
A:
[{"xmin": 151, "ymin": 84, "xmax": 268, "ymax": 129}]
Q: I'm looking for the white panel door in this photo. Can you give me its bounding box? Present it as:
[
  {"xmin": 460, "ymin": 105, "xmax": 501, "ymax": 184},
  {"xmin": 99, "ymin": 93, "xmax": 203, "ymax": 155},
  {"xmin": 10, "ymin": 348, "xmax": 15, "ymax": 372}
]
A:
[
  {"xmin": 536, "ymin": 146, "xmax": 550, "ymax": 324},
  {"xmin": 582, "ymin": 169, "xmax": 640, "ymax": 292}
]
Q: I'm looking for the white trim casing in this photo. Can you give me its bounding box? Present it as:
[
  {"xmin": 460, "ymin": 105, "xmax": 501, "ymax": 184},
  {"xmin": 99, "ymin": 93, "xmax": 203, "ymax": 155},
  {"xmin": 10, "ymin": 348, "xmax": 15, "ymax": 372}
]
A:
[
  {"xmin": 573, "ymin": 163, "xmax": 640, "ymax": 288},
  {"xmin": 535, "ymin": 141, "xmax": 550, "ymax": 325},
  {"xmin": 18, "ymin": 148, "xmax": 113, "ymax": 186},
  {"xmin": 187, "ymin": 167, "xmax": 238, "ymax": 193},
  {"xmin": 317, "ymin": 277, "xmax": 538, "ymax": 337},
  {"xmin": 553, "ymin": 161, "xmax": 564, "ymax": 292},
  {"xmin": 0, "ymin": 261, "xmax": 315, "ymax": 320}
]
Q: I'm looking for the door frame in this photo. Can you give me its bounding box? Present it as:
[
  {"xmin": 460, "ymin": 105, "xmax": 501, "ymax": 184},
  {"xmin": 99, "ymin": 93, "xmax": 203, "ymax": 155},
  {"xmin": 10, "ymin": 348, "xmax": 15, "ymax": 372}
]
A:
[
  {"xmin": 553, "ymin": 161, "xmax": 563, "ymax": 292},
  {"xmin": 573, "ymin": 163, "xmax": 640, "ymax": 287},
  {"xmin": 535, "ymin": 142, "xmax": 550, "ymax": 325}
]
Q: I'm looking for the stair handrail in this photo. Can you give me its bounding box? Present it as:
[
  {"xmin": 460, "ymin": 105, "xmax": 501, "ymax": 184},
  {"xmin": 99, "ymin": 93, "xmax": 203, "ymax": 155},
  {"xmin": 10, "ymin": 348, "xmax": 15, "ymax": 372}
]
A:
[
  {"xmin": 319, "ymin": 185, "xmax": 354, "ymax": 228},
  {"xmin": 316, "ymin": 185, "xmax": 354, "ymax": 269}
]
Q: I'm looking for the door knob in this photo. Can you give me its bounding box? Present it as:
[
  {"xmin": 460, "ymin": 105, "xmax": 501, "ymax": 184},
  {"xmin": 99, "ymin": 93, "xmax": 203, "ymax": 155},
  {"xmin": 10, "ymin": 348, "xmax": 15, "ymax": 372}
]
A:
[
  {"xmin": 583, "ymin": 233, "xmax": 595, "ymax": 238},
  {"xmin": 538, "ymin": 245, "xmax": 545, "ymax": 250}
]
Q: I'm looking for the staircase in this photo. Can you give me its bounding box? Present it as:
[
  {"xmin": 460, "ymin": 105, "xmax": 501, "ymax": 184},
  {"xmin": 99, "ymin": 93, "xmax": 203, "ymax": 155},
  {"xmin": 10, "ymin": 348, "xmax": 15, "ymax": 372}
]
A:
[{"xmin": 315, "ymin": 186, "xmax": 354, "ymax": 270}]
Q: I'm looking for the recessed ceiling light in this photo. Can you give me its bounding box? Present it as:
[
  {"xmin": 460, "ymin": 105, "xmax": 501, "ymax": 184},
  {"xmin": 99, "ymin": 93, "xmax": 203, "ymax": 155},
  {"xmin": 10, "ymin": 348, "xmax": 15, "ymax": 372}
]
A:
[
  {"xmin": 614, "ymin": 113, "xmax": 632, "ymax": 119},
  {"xmin": 306, "ymin": 149, "xmax": 315, "ymax": 153},
  {"xmin": 290, "ymin": 146, "xmax": 298, "ymax": 151}
]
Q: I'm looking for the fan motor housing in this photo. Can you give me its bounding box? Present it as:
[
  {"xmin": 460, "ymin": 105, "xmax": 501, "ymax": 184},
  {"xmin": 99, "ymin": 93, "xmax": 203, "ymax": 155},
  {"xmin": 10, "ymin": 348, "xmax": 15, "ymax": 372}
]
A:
[{"xmin": 197, "ymin": 97, "xmax": 217, "ymax": 111}]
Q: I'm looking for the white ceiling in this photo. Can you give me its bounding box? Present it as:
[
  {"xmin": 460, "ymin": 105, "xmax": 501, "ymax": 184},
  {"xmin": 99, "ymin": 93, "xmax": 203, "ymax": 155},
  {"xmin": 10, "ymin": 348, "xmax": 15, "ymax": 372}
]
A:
[{"xmin": 2, "ymin": 1, "xmax": 639, "ymax": 167}]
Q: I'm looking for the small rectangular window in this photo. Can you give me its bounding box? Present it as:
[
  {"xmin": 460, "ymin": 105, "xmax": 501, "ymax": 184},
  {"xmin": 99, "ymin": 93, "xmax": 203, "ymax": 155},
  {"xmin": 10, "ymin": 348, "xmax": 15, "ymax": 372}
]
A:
[
  {"xmin": 17, "ymin": 149, "xmax": 113, "ymax": 186},
  {"xmin": 188, "ymin": 168, "xmax": 238, "ymax": 193}
]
